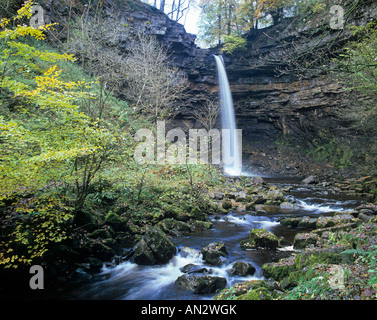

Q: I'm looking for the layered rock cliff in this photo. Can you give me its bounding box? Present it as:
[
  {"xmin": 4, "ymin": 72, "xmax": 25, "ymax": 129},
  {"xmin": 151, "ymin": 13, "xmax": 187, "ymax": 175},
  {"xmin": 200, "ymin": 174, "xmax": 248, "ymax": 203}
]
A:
[{"xmin": 39, "ymin": 0, "xmax": 377, "ymax": 177}]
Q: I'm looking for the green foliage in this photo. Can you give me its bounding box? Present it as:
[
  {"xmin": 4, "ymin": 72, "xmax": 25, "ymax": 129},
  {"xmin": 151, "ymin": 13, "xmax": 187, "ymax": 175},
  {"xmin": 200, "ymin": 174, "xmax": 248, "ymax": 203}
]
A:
[
  {"xmin": 222, "ymin": 34, "xmax": 247, "ymax": 54},
  {"xmin": 334, "ymin": 21, "xmax": 377, "ymax": 96},
  {"xmin": 308, "ymin": 130, "xmax": 353, "ymax": 169},
  {"xmin": 0, "ymin": 193, "xmax": 74, "ymax": 269}
]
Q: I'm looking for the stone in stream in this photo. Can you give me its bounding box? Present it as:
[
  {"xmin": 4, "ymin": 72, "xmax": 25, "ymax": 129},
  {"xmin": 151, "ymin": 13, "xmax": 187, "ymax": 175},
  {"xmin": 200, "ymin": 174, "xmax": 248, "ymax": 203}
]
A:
[
  {"xmin": 133, "ymin": 226, "xmax": 176, "ymax": 265},
  {"xmin": 293, "ymin": 232, "xmax": 319, "ymax": 249},
  {"xmin": 227, "ymin": 261, "xmax": 256, "ymax": 277},
  {"xmin": 201, "ymin": 242, "xmax": 229, "ymax": 266},
  {"xmin": 175, "ymin": 273, "xmax": 227, "ymax": 294},
  {"xmin": 249, "ymin": 228, "xmax": 280, "ymax": 249}
]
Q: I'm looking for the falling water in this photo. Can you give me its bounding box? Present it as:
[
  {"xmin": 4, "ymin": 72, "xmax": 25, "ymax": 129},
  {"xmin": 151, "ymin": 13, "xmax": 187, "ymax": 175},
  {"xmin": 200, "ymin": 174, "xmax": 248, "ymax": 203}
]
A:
[{"xmin": 214, "ymin": 55, "xmax": 242, "ymax": 176}]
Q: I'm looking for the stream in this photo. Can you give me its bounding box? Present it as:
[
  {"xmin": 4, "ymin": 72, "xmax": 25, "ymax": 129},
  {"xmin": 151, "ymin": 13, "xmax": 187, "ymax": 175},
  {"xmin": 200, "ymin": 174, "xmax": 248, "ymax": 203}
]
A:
[{"xmin": 57, "ymin": 179, "xmax": 365, "ymax": 300}]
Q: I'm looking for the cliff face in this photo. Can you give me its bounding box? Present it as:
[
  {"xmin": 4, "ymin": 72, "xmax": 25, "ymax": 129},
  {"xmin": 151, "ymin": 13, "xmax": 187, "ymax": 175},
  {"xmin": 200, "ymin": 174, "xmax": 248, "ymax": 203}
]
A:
[{"xmin": 39, "ymin": 0, "xmax": 377, "ymax": 176}]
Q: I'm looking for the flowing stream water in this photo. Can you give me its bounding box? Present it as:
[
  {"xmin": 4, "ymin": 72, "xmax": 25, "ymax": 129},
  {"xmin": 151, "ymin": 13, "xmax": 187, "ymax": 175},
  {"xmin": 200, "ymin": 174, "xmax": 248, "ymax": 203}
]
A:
[{"xmin": 58, "ymin": 180, "xmax": 364, "ymax": 300}]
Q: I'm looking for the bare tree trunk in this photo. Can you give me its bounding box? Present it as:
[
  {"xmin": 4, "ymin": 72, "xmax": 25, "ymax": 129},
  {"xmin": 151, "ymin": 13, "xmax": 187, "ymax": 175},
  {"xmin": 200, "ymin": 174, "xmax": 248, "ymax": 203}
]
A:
[{"xmin": 160, "ymin": 0, "xmax": 166, "ymax": 12}]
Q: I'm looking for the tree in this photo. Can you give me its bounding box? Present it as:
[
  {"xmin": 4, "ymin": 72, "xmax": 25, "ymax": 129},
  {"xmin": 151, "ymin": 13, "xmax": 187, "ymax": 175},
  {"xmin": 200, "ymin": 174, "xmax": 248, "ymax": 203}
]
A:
[
  {"xmin": 198, "ymin": 0, "xmax": 239, "ymax": 47},
  {"xmin": 123, "ymin": 29, "xmax": 188, "ymax": 120},
  {"xmin": 143, "ymin": 0, "xmax": 198, "ymax": 24},
  {"xmin": 197, "ymin": 0, "xmax": 294, "ymax": 47}
]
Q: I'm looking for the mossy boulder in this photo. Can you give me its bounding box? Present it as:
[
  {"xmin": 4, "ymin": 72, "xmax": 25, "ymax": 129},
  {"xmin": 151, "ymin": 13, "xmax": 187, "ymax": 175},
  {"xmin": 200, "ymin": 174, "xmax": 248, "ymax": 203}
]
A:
[
  {"xmin": 191, "ymin": 220, "xmax": 213, "ymax": 231},
  {"xmin": 157, "ymin": 218, "xmax": 192, "ymax": 236},
  {"xmin": 201, "ymin": 242, "xmax": 228, "ymax": 266},
  {"xmin": 235, "ymin": 287, "xmax": 273, "ymax": 300},
  {"xmin": 175, "ymin": 274, "xmax": 227, "ymax": 294},
  {"xmin": 315, "ymin": 214, "xmax": 355, "ymax": 229},
  {"xmin": 249, "ymin": 228, "xmax": 280, "ymax": 249},
  {"xmin": 298, "ymin": 216, "xmax": 318, "ymax": 229},
  {"xmin": 227, "ymin": 261, "xmax": 256, "ymax": 277},
  {"xmin": 222, "ymin": 199, "xmax": 233, "ymax": 210},
  {"xmin": 215, "ymin": 279, "xmax": 277, "ymax": 300},
  {"xmin": 105, "ymin": 211, "xmax": 128, "ymax": 232},
  {"xmin": 262, "ymin": 256, "xmax": 296, "ymax": 281},
  {"xmin": 214, "ymin": 280, "xmax": 266, "ymax": 300},
  {"xmin": 133, "ymin": 226, "xmax": 176, "ymax": 265},
  {"xmin": 293, "ymin": 233, "xmax": 319, "ymax": 249},
  {"xmin": 279, "ymin": 217, "xmax": 301, "ymax": 228},
  {"xmin": 280, "ymin": 270, "xmax": 306, "ymax": 290}
]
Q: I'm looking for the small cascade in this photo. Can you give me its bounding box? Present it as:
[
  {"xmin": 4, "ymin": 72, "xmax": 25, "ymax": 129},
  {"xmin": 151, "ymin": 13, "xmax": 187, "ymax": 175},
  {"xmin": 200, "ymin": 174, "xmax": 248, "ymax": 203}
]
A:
[{"xmin": 214, "ymin": 55, "xmax": 243, "ymax": 177}]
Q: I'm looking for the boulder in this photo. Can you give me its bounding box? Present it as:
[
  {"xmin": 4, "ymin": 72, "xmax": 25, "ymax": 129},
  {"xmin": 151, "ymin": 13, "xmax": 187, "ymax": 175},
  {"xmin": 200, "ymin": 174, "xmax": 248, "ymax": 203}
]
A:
[
  {"xmin": 302, "ymin": 175, "xmax": 319, "ymax": 185},
  {"xmin": 315, "ymin": 214, "xmax": 355, "ymax": 229},
  {"xmin": 249, "ymin": 228, "xmax": 280, "ymax": 249},
  {"xmin": 157, "ymin": 218, "xmax": 192, "ymax": 236},
  {"xmin": 293, "ymin": 233, "xmax": 319, "ymax": 249},
  {"xmin": 222, "ymin": 199, "xmax": 233, "ymax": 210},
  {"xmin": 180, "ymin": 264, "xmax": 209, "ymax": 274},
  {"xmin": 227, "ymin": 261, "xmax": 256, "ymax": 277},
  {"xmin": 175, "ymin": 274, "xmax": 227, "ymax": 294},
  {"xmin": 279, "ymin": 217, "xmax": 301, "ymax": 228},
  {"xmin": 201, "ymin": 242, "xmax": 229, "ymax": 266},
  {"xmin": 298, "ymin": 216, "xmax": 318, "ymax": 229},
  {"xmin": 133, "ymin": 227, "xmax": 176, "ymax": 265}
]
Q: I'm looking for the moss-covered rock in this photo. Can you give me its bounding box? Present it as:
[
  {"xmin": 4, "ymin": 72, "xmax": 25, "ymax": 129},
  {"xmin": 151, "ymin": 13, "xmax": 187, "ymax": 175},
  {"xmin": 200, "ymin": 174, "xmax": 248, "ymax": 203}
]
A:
[
  {"xmin": 249, "ymin": 228, "xmax": 280, "ymax": 249},
  {"xmin": 280, "ymin": 270, "xmax": 306, "ymax": 290},
  {"xmin": 222, "ymin": 199, "xmax": 233, "ymax": 210},
  {"xmin": 105, "ymin": 211, "xmax": 128, "ymax": 232},
  {"xmin": 315, "ymin": 214, "xmax": 355, "ymax": 229},
  {"xmin": 227, "ymin": 261, "xmax": 256, "ymax": 277},
  {"xmin": 262, "ymin": 256, "xmax": 296, "ymax": 281},
  {"xmin": 157, "ymin": 218, "xmax": 192, "ymax": 236},
  {"xmin": 279, "ymin": 217, "xmax": 301, "ymax": 228},
  {"xmin": 175, "ymin": 274, "xmax": 227, "ymax": 294},
  {"xmin": 133, "ymin": 226, "xmax": 176, "ymax": 265},
  {"xmin": 293, "ymin": 233, "xmax": 319, "ymax": 249},
  {"xmin": 298, "ymin": 216, "xmax": 317, "ymax": 229},
  {"xmin": 235, "ymin": 287, "xmax": 273, "ymax": 300},
  {"xmin": 191, "ymin": 220, "xmax": 213, "ymax": 231},
  {"xmin": 214, "ymin": 280, "xmax": 270, "ymax": 300},
  {"xmin": 201, "ymin": 242, "xmax": 228, "ymax": 266}
]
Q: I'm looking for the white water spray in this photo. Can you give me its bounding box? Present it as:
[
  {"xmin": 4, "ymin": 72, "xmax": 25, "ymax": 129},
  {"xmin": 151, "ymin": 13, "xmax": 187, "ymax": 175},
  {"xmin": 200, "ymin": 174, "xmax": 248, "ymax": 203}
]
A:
[{"xmin": 214, "ymin": 55, "xmax": 243, "ymax": 176}]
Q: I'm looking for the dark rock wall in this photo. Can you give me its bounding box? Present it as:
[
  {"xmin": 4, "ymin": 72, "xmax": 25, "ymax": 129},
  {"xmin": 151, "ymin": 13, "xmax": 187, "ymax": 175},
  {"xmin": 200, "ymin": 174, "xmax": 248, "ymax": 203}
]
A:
[{"xmin": 38, "ymin": 0, "xmax": 377, "ymax": 175}]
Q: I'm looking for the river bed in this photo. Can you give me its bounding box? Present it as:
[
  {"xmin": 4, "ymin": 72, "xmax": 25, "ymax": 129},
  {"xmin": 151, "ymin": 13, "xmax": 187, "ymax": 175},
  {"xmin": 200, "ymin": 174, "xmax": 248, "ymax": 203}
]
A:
[{"xmin": 56, "ymin": 179, "xmax": 364, "ymax": 300}]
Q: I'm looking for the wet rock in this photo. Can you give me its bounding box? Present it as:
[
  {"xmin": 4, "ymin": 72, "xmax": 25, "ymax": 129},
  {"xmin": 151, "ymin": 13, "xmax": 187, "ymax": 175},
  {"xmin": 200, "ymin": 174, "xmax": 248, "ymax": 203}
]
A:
[
  {"xmin": 240, "ymin": 239, "xmax": 255, "ymax": 250},
  {"xmin": 298, "ymin": 216, "xmax": 318, "ymax": 229},
  {"xmin": 312, "ymin": 222, "xmax": 360, "ymax": 236},
  {"xmin": 222, "ymin": 199, "xmax": 233, "ymax": 210},
  {"xmin": 279, "ymin": 217, "xmax": 301, "ymax": 228},
  {"xmin": 175, "ymin": 274, "xmax": 227, "ymax": 294},
  {"xmin": 293, "ymin": 233, "xmax": 319, "ymax": 249},
  {"xmin": 227, "ymin": 261, "xmax": 256, "ymax": 277},
  {"xmin": 180, "ymin": 264, "xmax": 209, "ymax": 274},
  {"xmin": 315, "ymin": 214, "xmax": 355, "ymax": 229},
  {"xmin": 262, "ymin": 256, "xmax": 296, "ymax": 281},
  {"xmin": 105, "ymin": 212, "xmax": 128, "ymax": 232},
  {"xmin": 249, "ymin": 228, "xmax": 280, "ymax": 249},
  {"xmin": 157, "ymin": 218, "xmax": 192, "ymax": 236},
  {"xmin": 302, "ymin": 175, "xmax": 319, "ymax": 185},
  {"xmin": 201, "ymin": 242, "xmax": 229, "ymax": 266},
  {"xmin": 191, "ymin": 220, "xmax": 213, "ymax": 231},
  {"xmin": 133, "ymin": 227, "xmax": 176, "ymax": 265}
]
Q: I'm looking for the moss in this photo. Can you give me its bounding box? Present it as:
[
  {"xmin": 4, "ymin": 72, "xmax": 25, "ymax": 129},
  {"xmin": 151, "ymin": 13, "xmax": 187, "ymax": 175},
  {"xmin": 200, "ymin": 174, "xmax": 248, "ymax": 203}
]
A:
[
  {"xmin": 262, "ymin": 257, "xmax": 296, "ymax": 281},
  {"xmin": 222, "ymin": 199, "xmax": 233, "ymax": 210},
  {"xmin": 214, "ymin": 280, "xmax": 268, "ymax": 300},
  {"xmin": 236, "ymin": 287, "xmax": 273, "ymax": 300},
  {"xmin": 249, "ymin": 228, "xmax": 279, "ymax": 248}
]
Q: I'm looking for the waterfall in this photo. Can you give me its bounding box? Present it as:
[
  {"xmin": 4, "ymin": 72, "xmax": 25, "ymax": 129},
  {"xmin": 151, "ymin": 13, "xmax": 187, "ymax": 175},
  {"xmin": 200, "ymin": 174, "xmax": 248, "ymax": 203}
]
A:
[{"xmin": 214, "ymin": 55, "xmax": 242, "ymax": 176}]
